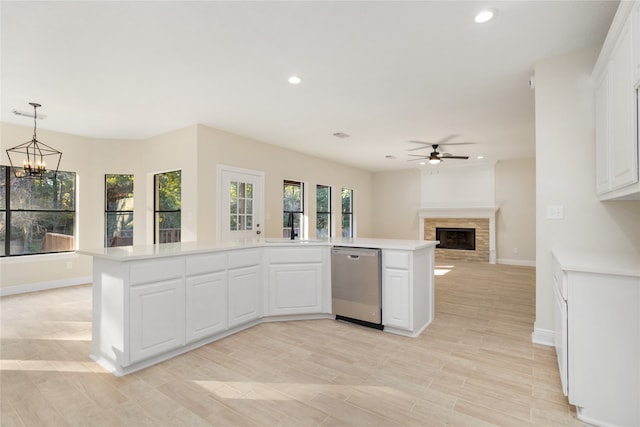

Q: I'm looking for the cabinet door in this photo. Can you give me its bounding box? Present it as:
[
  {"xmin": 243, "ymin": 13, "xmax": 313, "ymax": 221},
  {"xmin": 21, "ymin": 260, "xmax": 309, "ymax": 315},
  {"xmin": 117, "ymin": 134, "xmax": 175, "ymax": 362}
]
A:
[
  {"xmin": 186, "ymin": 272, "xmax": 227, "ymax": 343},
  {"xmin": 130, "ymin": 279, "xmax": 185, "ymax": 363},
  {"xmin": 595, "ymin": 70, "xmax": 611, "ymax": 195},
  {"xmin": 268, "ymin": 263, "xmax": 322, "ymax": 315},
  {"xmin": 228, "ymin": 265, "xmax": 261, "ymax": 328},
  {"xmin": 610, "ymin": 20, "xmax": 638, "ymax": 190},
  {"xmin": 382, "ymin": 268, "xmax": 411, "ymax": 330}
]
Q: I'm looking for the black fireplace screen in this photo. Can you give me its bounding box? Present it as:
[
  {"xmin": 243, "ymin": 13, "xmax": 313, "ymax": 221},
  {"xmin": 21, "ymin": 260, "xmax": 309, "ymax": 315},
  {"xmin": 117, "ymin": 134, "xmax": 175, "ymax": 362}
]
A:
[{"xmin": 435, "ymin": 227, "xmax": 476, "ymax": 250}]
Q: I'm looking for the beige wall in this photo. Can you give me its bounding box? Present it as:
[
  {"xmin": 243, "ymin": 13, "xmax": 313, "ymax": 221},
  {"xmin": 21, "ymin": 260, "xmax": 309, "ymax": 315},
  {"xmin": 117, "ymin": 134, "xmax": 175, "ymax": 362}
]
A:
[
  {"xmin": 495, "ymin": 157, "xmax": 536, "ymax": 265},
  {"xmin": 534, "ymin": 47, "xmax": 640, "ymax": 335},
  {"xmin": 1, "ymin": 122, "xmax": 373, "ymax": 291},
  {"xmin": 196, "ymin": 125, "xmax": 373, "ymax": 240},
  {"xmin": 371, "ymin": 169, "xmax": 421, "ymax": 239}
]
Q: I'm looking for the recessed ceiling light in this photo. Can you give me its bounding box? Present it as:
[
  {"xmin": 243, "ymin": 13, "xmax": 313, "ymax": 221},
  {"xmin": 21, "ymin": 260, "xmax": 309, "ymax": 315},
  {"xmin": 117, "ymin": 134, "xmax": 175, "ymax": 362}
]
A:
[
  {"xmin": 477, "ymin": 155, "xmax": 484, "ymax": 159},
  {"xmin": 419, "ymin": 161, "xmax": 426, "ymax": 165},
  {"xmin": 288, "ymin": 75, "xmax": 302, "ymax": 85},
  {"xmin": 475, "ymin": 9, "xmax": 497, "ymax": 23}
]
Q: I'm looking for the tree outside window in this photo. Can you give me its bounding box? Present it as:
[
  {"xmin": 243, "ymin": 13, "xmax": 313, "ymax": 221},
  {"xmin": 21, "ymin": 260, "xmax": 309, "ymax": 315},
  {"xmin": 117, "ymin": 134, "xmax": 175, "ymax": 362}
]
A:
[
  {"xmin": 316, "ymin": 185, "xmax": 331, "ymax": 238},
  {"xmin": 105, "ymin": 174, "xmax": 134, "ymax": 247},
  {"xmin": 283, "ymin": 180, "xmax": 303, "ymax": 239},
  {"xmin": 1, "ymin": 166, "xmax": 76, "ymax": 256},
  {"xmin": 341, "ymin": 188, "xmax": 353, "ymax": 238},
  {"xmin": 154, "ymin": 170, "xmax": 181, "ymax": 244}
]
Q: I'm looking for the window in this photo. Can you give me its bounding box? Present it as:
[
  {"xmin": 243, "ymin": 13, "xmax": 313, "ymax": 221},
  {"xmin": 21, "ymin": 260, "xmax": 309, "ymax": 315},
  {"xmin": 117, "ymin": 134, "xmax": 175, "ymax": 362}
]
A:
[
  {"xmin": 316, "ymin": 185, "xmax": 331, "ymax": 238},
  {"xmin": 229, "ymin": 180, "xmax": 254, "ymax": 232},
  {"xmin": 1, "ymin": 166, "xmax": 76, "ymax": 257},
  {"xmin": 154, "ymin": 170, "xmax": 181, "ymax": 244},
  {"xmin": 341, "ymin": 187, "xmax": 353, "ymax": 238},
  {"xmin": 283, "ymin": 180, "xmax": 303, "ymax": 239},
  {"xmin": 105, "ymin": 174, "xmax": 134, "ymax": 247}
]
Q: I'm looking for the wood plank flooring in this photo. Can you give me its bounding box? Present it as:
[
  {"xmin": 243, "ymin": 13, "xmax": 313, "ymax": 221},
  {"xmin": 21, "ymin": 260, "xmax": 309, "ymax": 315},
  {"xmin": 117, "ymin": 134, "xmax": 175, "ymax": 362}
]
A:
[{"xmin": 0, "ymin": 261, "xmax": 584, "ymax": 426}]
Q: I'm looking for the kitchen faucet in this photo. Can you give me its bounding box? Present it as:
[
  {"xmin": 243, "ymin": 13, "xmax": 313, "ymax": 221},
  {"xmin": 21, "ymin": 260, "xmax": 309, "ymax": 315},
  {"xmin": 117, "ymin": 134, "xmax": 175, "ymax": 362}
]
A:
[{"xmin": 288, "ymin": 212, "xmax": 297, "ymax": 240}]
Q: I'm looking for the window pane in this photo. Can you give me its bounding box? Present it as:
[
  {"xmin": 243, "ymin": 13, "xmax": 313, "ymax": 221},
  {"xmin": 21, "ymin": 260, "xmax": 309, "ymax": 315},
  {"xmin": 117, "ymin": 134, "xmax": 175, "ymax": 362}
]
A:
[
  {"xmin": 10, "ymin": 211, "xmax": 75, "ymax": 255},
  {"xmin": 317, "ymin": 185, "xmax": 329, "ymax": 212},
  {"xmin": 342, "ymin": 214, "xmax": 352, "ymax": 238},
  {"xmin": 0, "ymin": 212, "xmax": 5, "ymax": 256},
  {"xmin": 11, "ymin": 170, "xmax": 76, "ymax": 210},
  {"xmin": 246, "ymin": 183, "xmax": 253, "ymax": 198},
  {"xmin": 283, "ymin": 182, "xmax": 302, "ymax": 212},
  {"xmin": 156, "ymin": 211, "xmax": 181, "ymax": 243},
  {"xmin": 341, "ymin": 188, "xmax": 352, "ymax": 214},
  {"xmin": 106, "ymin": 174, "xmax": 134, "ymax": 211},
  {"xmin": 106, "ymin": 213, "xmax": 133, "ymax": 247},
  {"xmin": 157, "ymin": 170, "xmax": 181, "ymax": 211},
  {"xmin": 246, "ymin": 199, "xmax": 253, "ymax": 215},
  {"xmin": 316, "ymin": 213, "xmax": 330, "ymax": 239},
  {"xmin": 246, "ymin": 215, "xmax": 253, "ymax": 229},
  {"xmin": 0, "ymin": 166, "xmax": 5, "ymax": 209},
  {"xmin": 230, "ymin": 215, "xmax": 238, "ymax": 231}
]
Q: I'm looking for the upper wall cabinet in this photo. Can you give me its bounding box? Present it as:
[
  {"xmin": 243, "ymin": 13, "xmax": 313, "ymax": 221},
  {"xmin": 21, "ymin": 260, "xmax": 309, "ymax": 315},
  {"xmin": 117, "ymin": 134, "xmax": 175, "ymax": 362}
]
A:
[{"xmin": 593, "ymin": 1, "xmax": 640, "ymax": 200}]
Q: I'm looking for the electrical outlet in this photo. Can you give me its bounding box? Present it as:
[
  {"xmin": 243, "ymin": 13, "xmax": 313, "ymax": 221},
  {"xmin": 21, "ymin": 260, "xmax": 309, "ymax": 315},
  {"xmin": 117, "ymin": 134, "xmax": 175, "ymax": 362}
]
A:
[{"xmin": 546, "ymin": 205, "xmax": 564, "ymax": 219}]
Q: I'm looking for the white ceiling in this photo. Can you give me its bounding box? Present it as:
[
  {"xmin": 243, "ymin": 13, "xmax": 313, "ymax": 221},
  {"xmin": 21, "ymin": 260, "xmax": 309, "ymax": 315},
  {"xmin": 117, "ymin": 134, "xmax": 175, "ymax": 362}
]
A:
[{"xmin": 1, "ymin": 1, "xmax": 618, "ymax": 172}]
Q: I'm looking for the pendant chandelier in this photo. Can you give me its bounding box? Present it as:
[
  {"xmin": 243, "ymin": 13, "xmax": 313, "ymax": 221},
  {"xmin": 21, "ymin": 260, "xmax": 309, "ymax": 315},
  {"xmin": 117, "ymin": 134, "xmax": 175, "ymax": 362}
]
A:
[{"xmin": 6, "ymin": 102, "xmax": 62, "ymax": 179}]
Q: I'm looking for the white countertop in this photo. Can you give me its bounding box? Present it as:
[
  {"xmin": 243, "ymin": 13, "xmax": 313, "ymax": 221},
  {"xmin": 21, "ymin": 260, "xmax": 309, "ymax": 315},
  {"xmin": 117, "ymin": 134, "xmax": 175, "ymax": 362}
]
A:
[
  {"xmin": 78, "ymin": 238, "xmax": 439, "ymax": 261},
  {"xmin": 552, "ymin": 247, "xmax": 640, "ymax": 278}
]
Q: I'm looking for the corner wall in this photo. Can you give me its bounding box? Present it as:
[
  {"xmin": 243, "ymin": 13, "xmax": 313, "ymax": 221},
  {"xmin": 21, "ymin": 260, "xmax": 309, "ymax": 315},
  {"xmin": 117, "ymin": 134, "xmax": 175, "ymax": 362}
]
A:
[{"xmin": 534, "ymin": 46, "xmax": 640, "ymax": 339}]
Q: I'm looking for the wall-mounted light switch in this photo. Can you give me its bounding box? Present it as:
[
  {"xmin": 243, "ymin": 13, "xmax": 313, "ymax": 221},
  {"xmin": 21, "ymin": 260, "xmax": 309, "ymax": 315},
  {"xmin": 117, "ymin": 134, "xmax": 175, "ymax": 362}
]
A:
[{"xmin": 546, "ymin": 205, "xmax": 564, "ymax": 219}]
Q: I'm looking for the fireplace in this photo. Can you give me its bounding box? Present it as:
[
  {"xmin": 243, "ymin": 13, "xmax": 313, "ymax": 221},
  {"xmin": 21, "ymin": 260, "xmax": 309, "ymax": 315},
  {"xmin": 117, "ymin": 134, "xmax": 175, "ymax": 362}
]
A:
[{"xmin": 436, "ymin": 227, "xmax": 475, "ymax": 251}]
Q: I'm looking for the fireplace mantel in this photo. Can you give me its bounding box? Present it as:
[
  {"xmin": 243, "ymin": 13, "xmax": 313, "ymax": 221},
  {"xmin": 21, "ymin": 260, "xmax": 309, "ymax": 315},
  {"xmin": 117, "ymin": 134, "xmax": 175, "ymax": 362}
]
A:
[
  {"xmin": 418, "ymin": 205, "xmax": 499, "ymax": 218},
  {"xmin": 418, "ymin": 205, "xmax": 499, "ymax": 264}
]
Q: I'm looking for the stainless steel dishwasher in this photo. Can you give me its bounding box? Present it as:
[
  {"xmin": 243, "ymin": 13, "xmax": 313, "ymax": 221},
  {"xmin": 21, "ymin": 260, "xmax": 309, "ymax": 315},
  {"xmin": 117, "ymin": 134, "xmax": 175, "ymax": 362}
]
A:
[{"xmin": 331, "ymin": 247, "xmax": 383, "ymax": 330}]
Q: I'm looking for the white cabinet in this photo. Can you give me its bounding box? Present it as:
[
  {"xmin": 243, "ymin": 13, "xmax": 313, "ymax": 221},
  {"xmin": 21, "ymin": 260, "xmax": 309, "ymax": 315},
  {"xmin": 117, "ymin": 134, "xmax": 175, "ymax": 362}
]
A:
[
  {"xmin": 228, "ymin": 249, "xmax": 262, "ymax": 328},
  {"xmin": 185, "ymin": 253, "xmax": 228, "ymax": 343},
  {"xmin": 185, "ymin": 272, "xmax": 227, "ymax": 343},
  {"xmin": 382, "ymin": 248, "xmax": 434, "ymax": 337},
  {"xmin": 266, "ymin": 247, "xmax": 327, "ymax": 316},
  {"xmin": 130, "ymin": 278, "xmax": 185, "ymax": 363},
  {"xmin": 594, "ymin": 1, "xmax": 640, "ymax": 200},
  {"xmin": 552, "ymin": 251, "xmax": 640, "ymax": 427},
  {"xmin": 383, "ymin": 267, "xmax": 411, "ymax": 330}
]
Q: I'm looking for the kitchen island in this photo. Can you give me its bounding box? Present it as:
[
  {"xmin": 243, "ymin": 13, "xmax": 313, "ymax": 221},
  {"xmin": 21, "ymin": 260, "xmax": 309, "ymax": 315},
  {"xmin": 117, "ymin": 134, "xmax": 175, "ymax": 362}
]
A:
[{"xmin": 79, "ymin": 238, "xmax": 438, "ymax": 376}]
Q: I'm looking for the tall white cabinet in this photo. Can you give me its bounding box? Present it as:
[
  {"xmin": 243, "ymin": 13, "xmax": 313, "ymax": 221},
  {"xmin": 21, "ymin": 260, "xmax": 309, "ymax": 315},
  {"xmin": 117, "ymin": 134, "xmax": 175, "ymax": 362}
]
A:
[{"xmin": 593, "ymin": 1, "xmax": 640, "ymax": 200}]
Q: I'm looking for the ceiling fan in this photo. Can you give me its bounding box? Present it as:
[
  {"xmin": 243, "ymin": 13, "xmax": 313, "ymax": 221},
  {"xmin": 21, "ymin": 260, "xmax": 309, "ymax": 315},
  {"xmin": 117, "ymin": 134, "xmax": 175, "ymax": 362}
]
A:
[
  {"xmin": 408, "ymin": 144, "xmax": 470, "ymax": 164},
  {"xmin": 407, "ymin": 135, "xmax": 474, "ymax": 164}
]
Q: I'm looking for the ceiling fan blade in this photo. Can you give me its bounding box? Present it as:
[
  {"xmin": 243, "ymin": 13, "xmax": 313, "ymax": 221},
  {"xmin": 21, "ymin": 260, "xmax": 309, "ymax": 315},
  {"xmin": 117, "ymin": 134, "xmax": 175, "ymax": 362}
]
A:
[
  {"xmin": 439, "ymin": 142, "xmax": 476, "ymax": 146},
  {"xmin": 441, "ymin": 155, "xmax": 469, "ymax": 160},
  {"xmin": 407, "ymin": 145, "xmax": 431, "ymax": 152},
  {"xmin": 435, "ymin": 134, "xmax": 459, "ymax": 145},
  {"xmin": 407, "ymin": 157, "xmax": 429, "ymax": 161},
  {"xmin": 408, "ymin": 154, "xmax": 428, "ymax": 158}
]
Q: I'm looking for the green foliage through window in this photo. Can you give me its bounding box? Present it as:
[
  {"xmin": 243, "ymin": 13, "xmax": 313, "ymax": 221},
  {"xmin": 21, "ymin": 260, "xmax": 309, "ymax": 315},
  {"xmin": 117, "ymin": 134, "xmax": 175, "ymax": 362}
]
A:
[
  {"xmin": 1, "ymin": 165, "xmax": 76, "ymax": 256},
  {"xmin": 105, "ymin": 174, "xmax": 134, "ymax": 247},
  {"xmin": 154, "ymin": 170, "xmax": 181, "ymax": 243}
]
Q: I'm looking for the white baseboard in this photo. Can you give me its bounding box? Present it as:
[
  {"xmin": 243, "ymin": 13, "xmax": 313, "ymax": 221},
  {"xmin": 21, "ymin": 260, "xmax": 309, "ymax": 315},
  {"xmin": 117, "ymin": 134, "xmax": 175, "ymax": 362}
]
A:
[
  {"xmin": 0, "ymin": 276, "xmax": 92, "ymax": 297},
  {"xmin": 531, "ymin": 328, "xmax": 555, "ymax": 346},
  {"xmin": 497, "ymin": 258, "xmax": 536, "ymax": 267}
]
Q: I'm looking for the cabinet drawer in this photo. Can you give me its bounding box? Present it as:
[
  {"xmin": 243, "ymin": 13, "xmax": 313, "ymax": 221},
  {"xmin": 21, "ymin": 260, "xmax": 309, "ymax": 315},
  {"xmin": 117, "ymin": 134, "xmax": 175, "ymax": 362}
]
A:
[
  {"xmin": 228, "ymin": 249, "xmax": 261, "ymax": 269},
  {"xmin": 186, "ymin": 253, "xmax": 227, "ymax": 276},
  {"xmin": 383, "ymin": 251, "xmax": 411, "ymax": 270},
  {"xmin": 268, "ymin": 247, "xmax": 324, "ymax": 264},
  {"xmin": 130, "ymin": 259, "xmax": 184, "ymax": 285}
]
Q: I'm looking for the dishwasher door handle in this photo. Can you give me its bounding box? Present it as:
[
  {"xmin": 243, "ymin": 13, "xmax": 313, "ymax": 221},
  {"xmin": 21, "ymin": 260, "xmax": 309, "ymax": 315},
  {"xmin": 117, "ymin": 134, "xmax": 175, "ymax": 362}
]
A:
[{"xmin": 348, "ymin": 255, "xmax": 360, "ymax": 260}]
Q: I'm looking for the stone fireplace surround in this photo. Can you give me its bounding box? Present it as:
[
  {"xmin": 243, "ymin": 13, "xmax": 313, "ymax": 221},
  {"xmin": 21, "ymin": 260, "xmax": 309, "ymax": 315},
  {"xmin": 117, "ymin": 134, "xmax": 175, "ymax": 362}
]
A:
[{"xmin": 419, "ymin": 206, "xmax": 499, "ymax": 264}]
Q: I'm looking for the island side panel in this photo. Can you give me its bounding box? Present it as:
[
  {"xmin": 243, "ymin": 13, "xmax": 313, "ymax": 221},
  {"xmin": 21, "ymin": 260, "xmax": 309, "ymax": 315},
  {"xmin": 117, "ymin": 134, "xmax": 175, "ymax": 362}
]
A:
[
  {"xmin": 412, "ymin": 246, "xmax": 435, "ymax": 336},
  {"xmin": 91, "ymin": 258, "xmax": 129, "ymax": 374}
]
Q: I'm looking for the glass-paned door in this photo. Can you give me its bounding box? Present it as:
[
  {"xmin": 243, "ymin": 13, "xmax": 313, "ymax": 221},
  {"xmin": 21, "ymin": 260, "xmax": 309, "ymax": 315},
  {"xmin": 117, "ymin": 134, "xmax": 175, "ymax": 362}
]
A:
[{"xmin": 219, "ymin": 166, "xmax": 264, "ymax": 240}]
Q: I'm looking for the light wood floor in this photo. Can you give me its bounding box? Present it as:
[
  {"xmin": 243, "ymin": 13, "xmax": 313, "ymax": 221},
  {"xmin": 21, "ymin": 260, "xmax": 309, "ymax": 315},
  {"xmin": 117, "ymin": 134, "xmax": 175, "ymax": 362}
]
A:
[{"xmin": 1, "ymin": 261, "xmax": 584, "ymax": 426}]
